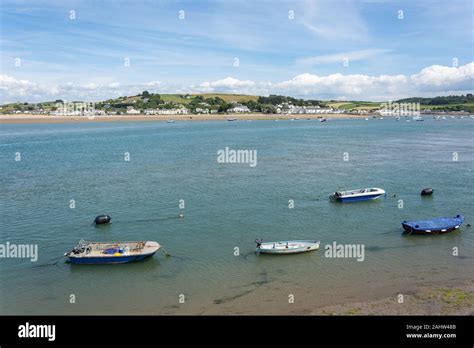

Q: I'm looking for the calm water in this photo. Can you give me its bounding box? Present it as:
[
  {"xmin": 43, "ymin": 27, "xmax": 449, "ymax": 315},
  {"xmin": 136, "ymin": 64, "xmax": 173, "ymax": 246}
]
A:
[{"xmin": 1, "ymin": 117, "xmax": 473, "ymax": 314}]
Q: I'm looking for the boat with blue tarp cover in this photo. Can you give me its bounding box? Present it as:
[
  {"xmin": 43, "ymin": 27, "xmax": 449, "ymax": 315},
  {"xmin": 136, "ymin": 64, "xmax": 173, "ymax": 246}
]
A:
[
  {"xmin": 65, "ymin": 240, "xmax": 161, "ymax": 264},
  {"xmin": 401, "ymin": 215, "xmax": 464, "ymax": 234}
]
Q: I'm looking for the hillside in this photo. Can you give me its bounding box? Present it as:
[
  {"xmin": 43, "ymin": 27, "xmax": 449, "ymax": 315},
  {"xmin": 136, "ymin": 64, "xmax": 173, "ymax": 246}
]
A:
[{"xmin": 1, "ymin": 93, "xmax": 473, "ymax": 114}]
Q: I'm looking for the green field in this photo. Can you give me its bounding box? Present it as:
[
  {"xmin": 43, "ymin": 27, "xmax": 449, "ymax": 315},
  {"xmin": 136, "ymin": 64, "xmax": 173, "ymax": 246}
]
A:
[
  {"xmin": 326, "ymin": 101, "xmax": 382, "ymax": 110},
  {"xmin": 159, "ymin": 93, "xmax": 258, "ymax": 104}
]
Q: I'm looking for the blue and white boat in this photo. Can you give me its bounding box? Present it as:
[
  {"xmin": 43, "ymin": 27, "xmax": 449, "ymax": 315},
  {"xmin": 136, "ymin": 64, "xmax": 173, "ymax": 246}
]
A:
[
  {"xmin": 255, "ymin": 239, "xmax": 320, "ymax": 254},
  {"xmin": 330, "ymin": 188, "xmax": 386, "ymax": 202},
  {"xmin": 65, "ymin": 240, "xmax": 161, "ymax": 264},
  {"xmin": 402, "ymin": 215, "xmax": 464, "ymax": 234}
]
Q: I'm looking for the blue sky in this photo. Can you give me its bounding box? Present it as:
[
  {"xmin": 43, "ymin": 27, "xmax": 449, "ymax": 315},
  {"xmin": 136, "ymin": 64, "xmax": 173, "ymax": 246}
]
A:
[{"xmin": 1, "ymin": 0, "xmax": 473, "ymax": 102}]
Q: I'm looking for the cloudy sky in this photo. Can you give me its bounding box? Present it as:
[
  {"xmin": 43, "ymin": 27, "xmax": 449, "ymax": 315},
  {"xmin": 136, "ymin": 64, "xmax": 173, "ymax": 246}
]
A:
[{"xmin": 1, "ymin": 0, "xmax": 473, "ymax": 103}]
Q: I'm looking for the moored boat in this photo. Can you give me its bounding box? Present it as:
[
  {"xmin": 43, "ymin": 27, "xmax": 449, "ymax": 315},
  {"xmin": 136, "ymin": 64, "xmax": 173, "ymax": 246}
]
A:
[
  {"xmin": 413, "ymin": 115, "xmax": 424, "ymax": 121},
  {"xmin": 401, "ymin": 215, "xmax": 464, "ymax": 234},
  {"xmin": 255, "ymin": 239, "xmax": 320, "ymax": 254},
  {"xmin": 330, "ymin": 188, "xmax": 386, "ymax": 202},
  {"xmin": 65, "ymin": 240, "xmax": 161, "ymax": 264}
]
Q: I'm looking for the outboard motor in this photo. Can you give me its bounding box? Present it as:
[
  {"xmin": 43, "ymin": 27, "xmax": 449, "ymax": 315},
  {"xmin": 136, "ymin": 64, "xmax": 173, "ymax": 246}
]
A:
[
  {"xmin": 255, "ymin": 239, "xmax": 262, "ymax": 248},
  {"xmin": 420, "ymin": 188, "xmax": 433, "ymax": 196},
  {"xmin": 94, "ymin": 214, "xmax": 111, "ymax": 225}
]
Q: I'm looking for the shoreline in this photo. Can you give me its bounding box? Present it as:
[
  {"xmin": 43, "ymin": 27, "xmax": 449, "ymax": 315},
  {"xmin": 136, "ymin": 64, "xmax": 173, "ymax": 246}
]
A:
[
  {"xmin": 0, "ymin": 113, "xmax": 372, "ymax": 124},
  {"xmin": 189, "ymin": 279, "xmax": 474, "ymax": 315},
  {"xmin": 311, "ymin": 280, "xmax": 474, "ymax": 316}
]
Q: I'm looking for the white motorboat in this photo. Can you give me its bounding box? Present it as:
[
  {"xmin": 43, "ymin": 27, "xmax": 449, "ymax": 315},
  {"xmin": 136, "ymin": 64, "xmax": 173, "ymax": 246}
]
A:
[{"xmin": 330, "ymin": 187, "xmax": 386, "ymax": 202}]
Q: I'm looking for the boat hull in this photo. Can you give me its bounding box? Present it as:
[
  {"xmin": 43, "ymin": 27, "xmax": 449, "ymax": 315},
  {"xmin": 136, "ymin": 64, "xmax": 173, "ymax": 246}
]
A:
[
  {"xmin": 402, "ymin": 215, "xmax": 464, "ymax": 234},
  {"xmin": 68, "ymin": 251, "xmax": 157, "ymax": 264},
  {"xmin": 335, "ymin": 194, "xmax": 384, "ymax": 202}
]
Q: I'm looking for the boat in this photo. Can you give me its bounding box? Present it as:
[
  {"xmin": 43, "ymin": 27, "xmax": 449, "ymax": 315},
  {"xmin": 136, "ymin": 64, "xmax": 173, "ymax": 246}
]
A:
[
  {"xmin": 227, "ymin": 118, "xmax": 237, "ymax": 121},
  {"xmin": 320, "ymin": 118, "xmax": 327, "ymax": 122},
  {"xmin": 330, "ymin": 188, "xmax": 386, "ymax": 202},
  {"xmin": 413, "ymin": 115, "xmax": 424, "ymax": 121},
  {"xmin": 255, "ymin": 239, "xmax": 320, "ymax": 254},
  {"xmin": 401, "ymin": 215, "xmax": 464, "ymax": 234},
  {"xmin": 65, "ymin": 240, "xmax": 161, "ymax": 264},
  {"xmin": 420, "ymin": 187, "xmax": 433, "ymax": 196},
  {"xmin": 166, "ymin": 119, "xmax": 175, "ymax": 123}
]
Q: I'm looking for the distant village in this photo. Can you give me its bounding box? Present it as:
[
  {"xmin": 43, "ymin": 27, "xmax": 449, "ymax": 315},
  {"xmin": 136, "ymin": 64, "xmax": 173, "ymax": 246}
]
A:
[{"xmin": 1, "ymin": 93, "xmax": 473, "ymax": 116}]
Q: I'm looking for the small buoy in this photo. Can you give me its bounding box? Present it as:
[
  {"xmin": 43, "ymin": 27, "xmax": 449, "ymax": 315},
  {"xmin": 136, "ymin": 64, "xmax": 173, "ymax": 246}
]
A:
[
  {"xmin": 178, "ymin": 213, "xmax": 184, "ymax": 218},
  {"xmin": 421, "ymin": 188, "xmax": 433, "ymax": 196},
  {"xmin": 94, "ymin": 214, "xmax": 111, "ymax": 224}
]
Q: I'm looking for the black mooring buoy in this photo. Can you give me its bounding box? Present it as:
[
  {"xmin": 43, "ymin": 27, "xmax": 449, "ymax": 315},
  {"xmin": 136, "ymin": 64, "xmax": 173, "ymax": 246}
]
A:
[
  {"xmin": 94, "ymin": 214, "xmax": 111, "ymax": 224},
  {"xmin": 421, "ymin": 188, "xmax": 433, "ymax": 196}
]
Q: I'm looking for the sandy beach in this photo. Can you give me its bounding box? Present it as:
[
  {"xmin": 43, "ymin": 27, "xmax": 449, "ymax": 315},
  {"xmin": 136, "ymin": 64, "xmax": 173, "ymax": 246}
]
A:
[{"xmin": 0, "ymin": 113, "xmax": 371, "ymax": 124}]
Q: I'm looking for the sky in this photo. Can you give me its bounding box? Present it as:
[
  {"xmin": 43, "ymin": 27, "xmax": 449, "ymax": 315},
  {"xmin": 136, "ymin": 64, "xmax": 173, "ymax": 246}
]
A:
[{"xmin": 0, "ymin": 0, "xmax": 473, "ymax": 103}]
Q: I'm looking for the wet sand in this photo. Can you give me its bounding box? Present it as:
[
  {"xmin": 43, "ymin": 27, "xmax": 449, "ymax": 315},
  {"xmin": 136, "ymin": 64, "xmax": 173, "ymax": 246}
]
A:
[
  {"xmin": 156, "ymin": 279, "xmax": 474, "ymax": 315},
  {"xmin": 312, "ymin": 282, "xmax": 474, "ymax": 315},
  {"xmin": 0, "ymin": 113, "xmax": 371, "ymax": 124}
]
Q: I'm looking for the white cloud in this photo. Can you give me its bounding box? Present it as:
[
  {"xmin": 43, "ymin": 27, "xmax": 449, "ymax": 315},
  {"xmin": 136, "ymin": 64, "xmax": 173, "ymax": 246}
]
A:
[
  {"xmin": 297, "ymin": 49, "xmax": 392, "ymax": 65},
  {"xmin": 198, "ymin": 77, "xmax": 256, "ymax": 93},
  {"xmin": 301, "ymin": 0, "xmax": 369, "ymax": 42},
  {"xmin": 145, "ymin": 81, "xmax": 161, "ymax": 87},
  {"xmin": 1, "ymin": 63, "xmax": 473, "ymax": 103},
  {"xmin": 196, "ymin": 62, "xmax": 473, "ymax": 99},
  {"xmin": 411, "ymin": 63, "xmax": 474, "ymax": 90}
]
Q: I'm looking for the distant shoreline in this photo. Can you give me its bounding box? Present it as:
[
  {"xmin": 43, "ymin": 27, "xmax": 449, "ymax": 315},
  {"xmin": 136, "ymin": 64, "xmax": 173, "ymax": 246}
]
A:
[{"xmin": 0, "ymin": 113, "xmax": 374, "ymax": 124}]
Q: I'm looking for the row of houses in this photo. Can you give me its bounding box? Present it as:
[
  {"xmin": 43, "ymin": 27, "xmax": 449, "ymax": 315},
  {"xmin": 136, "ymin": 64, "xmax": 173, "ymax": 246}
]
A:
[
  {"xmin": 142, "ymin": 107, "xmax": 189, "ymax": 115},
  {"xmin": 140, "ymin": 103, "xmax": 251, "ymax": 115},
  {"xmin": 276, "ymin": 104, "xmax": 344, "ymax": 114}
]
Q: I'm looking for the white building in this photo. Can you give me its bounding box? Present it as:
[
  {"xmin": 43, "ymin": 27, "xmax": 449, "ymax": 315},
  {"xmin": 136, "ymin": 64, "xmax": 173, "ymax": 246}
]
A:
[
  {"xmin": 145, "ymin": 108, "xmax": 157, "ymax": 115},
  {"xmin": 228, "ymin": 104, "xmax": 250, "ymax": 113},
  {"xmin": 277, "ymin": 104, "xmax": 327, "ymax": 114},
  {"xmin": 126, "ymin": 107, "xmax": 140, "ymax": 115},
  {"xmin": 156, "ymin": 107, "xmax": 189, "ymax": 115},
  {"xmin": 195, "ymin": 107, "xmax": 209, "ymax": 114}
]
